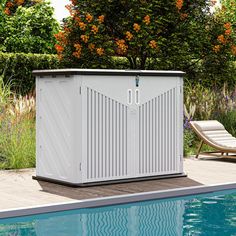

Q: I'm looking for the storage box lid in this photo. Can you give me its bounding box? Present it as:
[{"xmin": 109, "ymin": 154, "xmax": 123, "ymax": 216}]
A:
[{"xmin": 33, "ymin": 69, "xmax": 185, "ymax": 77}]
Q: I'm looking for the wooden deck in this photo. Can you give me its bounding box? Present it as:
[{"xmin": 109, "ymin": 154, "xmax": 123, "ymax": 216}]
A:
[{"xmin": 0, "ymin": 157, "xmax": 236, "ymax": 211}]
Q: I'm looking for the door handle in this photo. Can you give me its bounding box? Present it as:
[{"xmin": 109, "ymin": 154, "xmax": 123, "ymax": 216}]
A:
[
  {"xmin": 127, "ymin": 89, "xmax": 132, "ymax": 105},
  {"xmin": 135, "ymin": 89, "xmax": 140, "ymax": 105}
]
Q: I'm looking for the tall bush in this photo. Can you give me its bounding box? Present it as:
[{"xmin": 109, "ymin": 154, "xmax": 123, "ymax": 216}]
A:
[
  {"xmin": 0, "ymin": 0, "xmax": 59, "ymax": 54},
  {"xmin": 0, "ymin": 52, "xmax": 59, "ymax": 94}
]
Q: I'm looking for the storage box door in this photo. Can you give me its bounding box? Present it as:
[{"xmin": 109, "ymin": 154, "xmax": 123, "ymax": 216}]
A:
[
  {"xmin": 81, "ymin": 75, "xmax": 135, "ymax": 182},
  {"xmin": 135, "ymin": 76, "xmax": 183, "ymax": 176}
]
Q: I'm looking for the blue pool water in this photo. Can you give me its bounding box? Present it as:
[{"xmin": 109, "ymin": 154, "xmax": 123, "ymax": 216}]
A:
[{"xmin": 0, "ymin": 189, "xmax": 236, "ymax": 236}]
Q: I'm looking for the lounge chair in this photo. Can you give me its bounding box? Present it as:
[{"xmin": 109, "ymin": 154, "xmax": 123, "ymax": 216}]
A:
[{"xmin": 190, "ymin": 120, "xmax": 236, "ymax": 159}]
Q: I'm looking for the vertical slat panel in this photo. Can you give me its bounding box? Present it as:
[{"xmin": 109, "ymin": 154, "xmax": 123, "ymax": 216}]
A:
[
  {"xmin": 161, "ymin": 94, "xmax": 164, "ymax": 173},
  {"xmin": 111, "ymin": 100, "xmax": 115, "ymax": 176},
  {"xmin": 86, "ymin": 85, "xmax": 183, "ymax": 181},
  {"xmin": 165, "ymin": 92, "xmax": 168, "ymax": 172},
  {"xmin": 121, "ymin": 105, "xmax": 124, "ymax": 176},
  {"xmin": 154, "ymin": 97, "xmax": 157, "ymax": 173},
  {"xmin": 173, "ymin": 88, "xmax": 176, "ymax": 171},
  {"xmin": 125, "ymin": 106, "xmax": 128, "ymax": 175},
  {"xmin": 143, "ymin": 104, "xmax": 148, "ymax": 173},
  {"xmin": 167, "ymin": 90, "xmax": 170, "ymax": 173},
  {"xmin": 139, "ymin": 107, "xmax": 141, "ymax": 174},
  {"xmin": 170, "ymin": 89, "xmax": 173, "ymax": 172},
  {"xmin": 158, "ymin": 96, "xmax": 160, "ymax": 173},
  {"xmin": 97, "ymin": 92, "xmax": 100, "ymax": 178},
  {"xmin": 151, "ymin": 99, "xmax": 154, "ymax": 173},
  {"xmin": 102, "ymin": 96, "xmax": 106, "ymax": 177},
  {"xmin": 115, "ymin": 101, "xmax": 118, "ymax": 176},
  {"xmin": 86, "ymin": 87, "xmax": 130, "ymax": 181},
  {"xmin": 91, "ymin": 90, "xmax": 95, "ymax": 179},
  {"xmin": 164, "ymin": 92, "xmax": 166, "ymax": 172},
  {"xmin": 105, "ymin": 96, "xmax": 109, "ymax": 178},
  {"xmin": 87, "ymin": 88, "xmax": 90, "ymax": 179},
  {"xmin": 109, "ymin": 98, "xmax": 112, "ymax": 177},
  {"xmin": 95, "ymin": 91, "xmax": 99, "ymax": 178},
  {"xmin": 148, "ymin": 101, "xmax": 151, "ymax": 173},
  {"xmin": 99, "ymin": 93, "xmax": 103, "ymax": 177},
  {"xmin": 118, "ymin": 104, "xmax": 121, "ymax": 176},
  {"xmin": 137, "ymin": 87, "xmax": 179, "ymax": 176}
]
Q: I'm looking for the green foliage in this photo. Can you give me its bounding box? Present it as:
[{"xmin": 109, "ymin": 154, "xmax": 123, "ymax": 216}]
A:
[
  {"xmin": 0, "ymin": 74, "xmax": 12, "ymax": 104},
  {"xmin": 0, "ymin": 52, "xmax": 59, "ymax": 94},
  {"xmin": 0, "ymin": 118, "xmax": 35, "ymax": 169},
  {"xmin": 215, "ymin": 110, "xmax": 236, "ymax": 138},
  {"xmin": 184, "ymin": 83, "xmax": 216, "ymax": 120},
  {"xmin": 0, "ymin": 0, "xmax": 59, "ymax": 54},
  {"xmin": 184, "ymin": 82, "xmax": 236, "ymax": 120},
  {"xmin": 184, "ymin": 129, "xmax": 196, "ymax": 157}
]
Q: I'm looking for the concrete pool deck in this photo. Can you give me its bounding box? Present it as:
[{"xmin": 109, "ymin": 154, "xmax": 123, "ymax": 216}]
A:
[{"xmin": 0, "ymin": 157, "xmax": 235, "ymax": 211}]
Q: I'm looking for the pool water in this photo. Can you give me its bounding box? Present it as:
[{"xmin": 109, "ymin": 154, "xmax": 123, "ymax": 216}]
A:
[{"xmin": 0, "ymin": 189, "xmax": 236, "ymax": 236}]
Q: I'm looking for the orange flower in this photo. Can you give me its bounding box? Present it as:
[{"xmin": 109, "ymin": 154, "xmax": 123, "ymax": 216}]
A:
[
  {"xmin": 4, "ymin": 7, "xmax": 11, "ymax": 15},
  {"xmin": 225, "ymin": 29, "xmax": 231, "ymax": 36},
  {"xmin": 98, "ymin": 15, "xmax": 105, "ymax": 24},
  {"xmin": 73, "ymin": 43, "xmax": 82, "ymax": 59},
  {"xmin": 74, "ymin": 16, "xmax": 81, "ymax": 23},
  {"xmin": 224, "ymin": 22, "xmax": 231, "ymax": 29},
  {"xmin": 86, "ymin": 13, "xmax": 93, "ymax": 23},
  {"xmin": 116, "ymin": 39, "xmax": 128, "ymax": 55},
  {"xmin": 213, "ymin": 45, "xmax": 220, "ymax": 53},
  {"xmin": 133, "ymin": 23, "xmax": 140, "ymax": 32},
  {"xmin": 16, "ymin": 0, "xmax": 24, "ymax": 5},
  {"xmin": 6, "ymin": 2, "xmax": 14, "ymax": 7},
  {"xmin": 55, "ymin": 44, "xmax": 64, "ymax": 53},
  {"xmin": 81, "ymin": 35, "xmax": 89, "ymax": 43},
  {"xmin": 54, "ymin": 32, "xmax": 67, "ymax": 45},
  {"xmin": 125, "ymin": 31, "xmax": 133, "ymax": 41},
  {"xmin": 91, "ymin": 25, "xmax": 99, "ymax": 34},
  {"xmin": 231, "ymin": 45, "xmax": 236, "ymax": 55},
  {"xmin": 217, "ymin": 35, "xmax": 227, "ymax": 44},
  {"xmin": 149, "ymin": 40, "xmax": 157, "ymax": 49},
  {"xmin": 88, "ymin": 43, "xmax": 95, "ymax": 51},
  {"xmin": 74, "ymin": 43, "xmax": 82, "ymax": 51},
  {"xmin": 79, "ymin": 22, "xmax": 87, "ymax": 30},
  {"xmin": 96, "ymin": 48, "xmax": 104, "ymax": 56},
  {"xmin": 73, "ymin": 51, "xmax": 81, "ymax": 59},
  {"xmin": 143, "ymin": 15, "xmax": 150, "ymax": 25},
  {"xmin": 180, "ymin": 13, "xmax": 188, "ymax": 20},
  {"xmin": 176, "ymin": 0, "xmax": 184, "ymax": 11}
]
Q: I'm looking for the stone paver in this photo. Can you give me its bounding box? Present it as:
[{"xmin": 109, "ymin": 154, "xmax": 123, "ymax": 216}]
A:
[{"xmin": 0, "ymin": 157, "xmax": 235, "ymax": 211}]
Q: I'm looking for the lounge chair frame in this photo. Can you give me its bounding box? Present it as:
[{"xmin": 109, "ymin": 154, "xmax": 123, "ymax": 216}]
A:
[{"xmin": 190, "ymin": 122, "xmax": 236, "ymax": 159}]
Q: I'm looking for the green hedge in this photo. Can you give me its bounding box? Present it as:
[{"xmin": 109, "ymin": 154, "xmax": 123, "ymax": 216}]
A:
[{"xmin": 0, "ymin": 53, "xmax": 60, "ymax": 95}]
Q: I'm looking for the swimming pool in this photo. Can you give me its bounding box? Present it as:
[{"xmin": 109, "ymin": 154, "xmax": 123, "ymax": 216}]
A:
[{"xmin": 0, "ymin": 188, "xmax": 236, "ymax": 236}]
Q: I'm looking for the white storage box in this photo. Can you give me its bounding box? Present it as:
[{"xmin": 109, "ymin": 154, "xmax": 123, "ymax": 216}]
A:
[{"xmin": 33, "ymin": 69, "xmax": 185, "ymax": 186}]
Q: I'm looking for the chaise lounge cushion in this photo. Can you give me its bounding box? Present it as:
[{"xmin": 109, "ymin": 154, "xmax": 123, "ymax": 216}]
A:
[{"xmin": 191, "ymin": 120, "xmax": 236, "ymax": 149}]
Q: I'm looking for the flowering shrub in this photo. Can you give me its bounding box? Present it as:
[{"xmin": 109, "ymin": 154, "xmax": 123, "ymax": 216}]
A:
[
  {"xmin": 55, "ymin": 0, "xmax": 235, "ymax": 88},
  {"xmin": 55, "ymin": 0, "xmax": 212, "ymax": 69}
]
